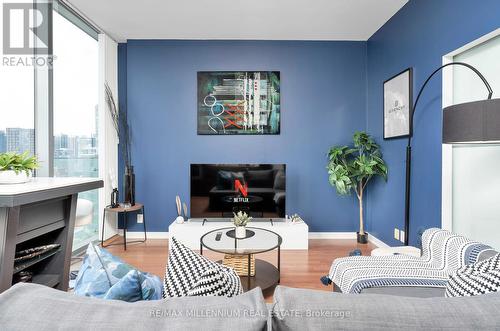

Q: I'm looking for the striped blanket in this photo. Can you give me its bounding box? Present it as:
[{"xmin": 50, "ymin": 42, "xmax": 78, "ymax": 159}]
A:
[{"xmin": 329, "ymin": 228, "xmax": 493, "ymax": 294}]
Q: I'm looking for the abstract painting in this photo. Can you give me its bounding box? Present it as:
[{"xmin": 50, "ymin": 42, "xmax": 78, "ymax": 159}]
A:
[{"xmin": 197, "ymin": 71, "xmax": 281, "ymax": 135}]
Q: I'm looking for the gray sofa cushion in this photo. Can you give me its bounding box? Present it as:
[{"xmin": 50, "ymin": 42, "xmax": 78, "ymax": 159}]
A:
[
  {"xmin": 333, "ymin": 282, "xmax": 447, "ymax": 297},
  {"xmin": 477, "ymin": 249, "xmax": 499, "ymax": 262},
  {"xmin": 334, "ymin": 281, "xmax": 446, "ymax": 298},
  {"xmin": 272, "ymin": 286, "xmax": 500, "ymax": 331},
  {"xmin": 360, "ymin": 286, "xmax": 446, "ymax": 297},
  {"xmin": 0, "ymin": 283, "xmax": 268, "ymax": 331}
]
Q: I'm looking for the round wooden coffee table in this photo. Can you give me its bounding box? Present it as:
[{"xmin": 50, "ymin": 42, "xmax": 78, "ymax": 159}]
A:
[{"xmin": 200, "ymin": 227, "xmax": 282, "ymax": 292}]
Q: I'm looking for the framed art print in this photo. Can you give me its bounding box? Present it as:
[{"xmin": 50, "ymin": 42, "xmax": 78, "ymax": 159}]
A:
[
  {"xmin": 197, "ymin": 71, "xmax": 281, "ymax": 135},
  {"xmin": 383, "ymin": 68, "xmax": 413, "ymax": 139}
]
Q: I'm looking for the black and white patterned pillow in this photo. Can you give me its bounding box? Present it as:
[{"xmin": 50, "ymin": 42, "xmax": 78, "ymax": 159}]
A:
[
  {"xmin": 446, "ymin": 252, "xmax": 500, "ymax": 297},
  {"xmin": 163, "ymin": 237, "xmax": 243, "ymax": 298},
  {"xmin": 187, "ymin": 267, "xmax": 242, "ymax": 297}
]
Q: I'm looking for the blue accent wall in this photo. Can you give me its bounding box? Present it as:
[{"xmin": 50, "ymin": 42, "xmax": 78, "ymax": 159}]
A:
[
  {"xmin": 118, "ymin": 0, "xmax": 500, "ymax": 240},
  {"xmin": 119, "ymin": 40, "xmax": 368, "ymax": 232},
  {"xmin": 365, "ymin": 0, "xmax": 500, "ymax": 246}
]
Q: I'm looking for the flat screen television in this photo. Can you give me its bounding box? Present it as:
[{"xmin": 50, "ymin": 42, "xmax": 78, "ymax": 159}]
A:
[{"xmin": 190, "ymin": 164, "xmax": 286, "ymax": 219}]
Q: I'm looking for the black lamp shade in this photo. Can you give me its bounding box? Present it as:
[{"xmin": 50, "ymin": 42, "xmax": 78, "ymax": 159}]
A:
[{"xmin": 443, "ymin": 98, "xmax": 500, "ymax": 144}]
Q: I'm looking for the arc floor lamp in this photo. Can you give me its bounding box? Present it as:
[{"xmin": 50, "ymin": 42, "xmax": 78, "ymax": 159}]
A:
[{"xmin": 404, "ymin": 61, "xmax": 500, "ymax": 245}]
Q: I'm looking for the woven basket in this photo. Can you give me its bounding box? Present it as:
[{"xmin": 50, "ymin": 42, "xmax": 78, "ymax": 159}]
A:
[{"xmin": 223, "ymin": 254, "xmax": 255, "ymax": 276}]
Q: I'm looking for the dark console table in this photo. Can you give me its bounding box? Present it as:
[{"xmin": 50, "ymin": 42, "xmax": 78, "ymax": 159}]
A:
[{"xmin": 0, "ymin": 177, "xmax": 103, "ymax": 293}]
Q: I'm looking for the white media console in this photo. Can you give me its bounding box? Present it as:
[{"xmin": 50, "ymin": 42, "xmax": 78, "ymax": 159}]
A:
[{"xmin": 169, "ymin": 218, "xmax": 309, "ymax": 250}]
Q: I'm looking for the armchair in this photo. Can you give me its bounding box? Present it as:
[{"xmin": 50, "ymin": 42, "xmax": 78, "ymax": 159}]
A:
[{"xmin": 327, "ymin": 228, "xmax": 495, "ymax": 297}]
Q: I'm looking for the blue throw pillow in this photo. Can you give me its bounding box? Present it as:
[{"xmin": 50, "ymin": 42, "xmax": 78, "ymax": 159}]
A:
[
  {"xmin": 74, "ymin": 243, "xmax": 162, "ymax": 301},
  {"xmin": 104, "ymin": 270, "xmax": 144, "ymax": 302},
  {"xmin": 104, "ymin": 269, "xmax": 163, "ymax": 302}
]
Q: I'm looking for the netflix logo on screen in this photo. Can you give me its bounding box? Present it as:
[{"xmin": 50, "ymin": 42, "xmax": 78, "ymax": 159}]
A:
[{"xmin": 233, "ymin": 179, "xmax": 249, "ymax": 202}]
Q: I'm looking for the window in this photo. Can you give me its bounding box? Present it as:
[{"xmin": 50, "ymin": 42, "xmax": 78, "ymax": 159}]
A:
[
  {"xmin": 0, "ymin": 36, "xmax": 34, "ymax": 154},
  {"xmin": 2, "ymin": 1, "xmax": 109, "ymax": 253},
  {"xmin": 450, "ymin": 33, "xmax": 500, "ymax": 250},
  {"xmin": 52, "ymin": 5, "xmax": 99, "ymax": 251}
]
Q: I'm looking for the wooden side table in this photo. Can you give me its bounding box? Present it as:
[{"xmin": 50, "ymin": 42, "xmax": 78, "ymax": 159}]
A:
[{"xmin": 101, "ymin": 203, "xmax": 146, "ymax": 250}]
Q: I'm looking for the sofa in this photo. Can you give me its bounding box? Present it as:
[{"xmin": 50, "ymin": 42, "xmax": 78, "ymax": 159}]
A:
[
  {"xmin": 1, "ymin": 283, "xmax": 500, "ymax": 330},
  {"xmin": 328, "ymin": 228, "xmax": 497, "ymax": 297}
]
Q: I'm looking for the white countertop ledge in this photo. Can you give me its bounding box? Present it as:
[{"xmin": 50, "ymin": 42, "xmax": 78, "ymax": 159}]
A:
[{"xmin": 0, "ymin": 177, "xmax": 103, "ymax": 207}]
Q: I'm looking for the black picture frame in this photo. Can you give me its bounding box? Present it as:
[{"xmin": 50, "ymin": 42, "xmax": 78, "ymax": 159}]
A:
[{"xmin": 383, "ymin": 68, "xmax": 413, "ymax": 139}]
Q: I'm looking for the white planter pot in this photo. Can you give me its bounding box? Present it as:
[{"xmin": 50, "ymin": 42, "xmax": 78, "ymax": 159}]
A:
[
  {"xmin": 235, "ymin": 226, "xmax": 246, "ymax": 239},
  {"xmin": 0, "ymin": 170, "xmax": 32, "ymax": 184}
]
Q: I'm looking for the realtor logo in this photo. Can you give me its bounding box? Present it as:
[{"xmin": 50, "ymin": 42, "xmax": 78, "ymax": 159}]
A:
[
  {"xmin": 3, "ymin": 3, "xmax": 51, "ymax": 55},
  {"xmin": 234, "ymin": 179, "xmax": 248, "ymax": 198}
]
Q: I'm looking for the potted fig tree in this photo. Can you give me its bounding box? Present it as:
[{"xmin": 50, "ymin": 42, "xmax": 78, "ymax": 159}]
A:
[
  {"xmin": 327, "ymin": 132, "xmax": 387, "ymax": 243},
  {"xmin": 0, "ymin": 152, "xmax": 39, "ymax": 184}
]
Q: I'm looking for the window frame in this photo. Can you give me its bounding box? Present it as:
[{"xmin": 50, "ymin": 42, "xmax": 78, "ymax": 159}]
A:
[
  {"xmin": 33, "ymin": 0, "xmax": 104, "ymax": 253},
  {"xmin": 34, "ymin": 0, "xmax": 100, "ymax": 176}
]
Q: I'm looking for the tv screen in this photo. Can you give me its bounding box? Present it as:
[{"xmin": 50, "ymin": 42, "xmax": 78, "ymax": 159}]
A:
[{"xmin": 190, "ymin": 164, "xmax": 286, "ymax": 219}]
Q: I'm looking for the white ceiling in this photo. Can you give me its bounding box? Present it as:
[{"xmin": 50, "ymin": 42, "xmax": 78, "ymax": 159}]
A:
[{"xmin": 67, "ymin": 0, "xmax": 408, "ymax": 42}]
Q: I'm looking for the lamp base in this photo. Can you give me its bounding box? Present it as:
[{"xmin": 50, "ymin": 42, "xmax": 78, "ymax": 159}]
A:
[{"xmin": 357, "ymin": 232, "xmax": 368, "ymax": 244}]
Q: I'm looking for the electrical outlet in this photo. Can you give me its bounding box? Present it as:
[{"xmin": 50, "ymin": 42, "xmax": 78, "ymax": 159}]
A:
[
  {"xmin": 137, "ymin": 214, "xmax": 144, "ymax": 224},
  {"xmin": 394, "ymin": 228, "xmax": 400, "ymax": 240},
  {"xmin": 400, "ymin": 230, "xmax": 405, "ymax": 243}
]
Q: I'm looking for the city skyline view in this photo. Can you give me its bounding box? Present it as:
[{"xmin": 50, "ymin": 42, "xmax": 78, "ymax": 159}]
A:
[
  {"xmin": 0, "ymin": 128, "xmax": 97, "ymax": 156},
  {"xmin": 0, "ymin": 3, "xmax": 98, "ymax": 136}
]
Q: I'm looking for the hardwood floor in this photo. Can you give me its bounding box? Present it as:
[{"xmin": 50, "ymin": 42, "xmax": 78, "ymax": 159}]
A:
[{"xmin": 106, "ymin": 237, "xmax": 375, "ymax": 301}]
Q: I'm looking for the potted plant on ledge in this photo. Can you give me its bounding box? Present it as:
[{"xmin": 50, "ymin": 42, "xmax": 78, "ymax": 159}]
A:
[
  {"xmin": 232, "ymin": 211, "xmax": 252, "ymax": 239},
  {"xmin": 327, "ymin": 132, "xmax": 388, "ymax": 243},
  {"xmin": 0, "ymin": 152, "xmax": 39, "ymax": 184}
]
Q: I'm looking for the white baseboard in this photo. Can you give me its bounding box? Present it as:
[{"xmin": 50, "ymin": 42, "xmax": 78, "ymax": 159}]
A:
[
  {"xmin": 308, "ymin": 232, "xmax": 389, "ymax": 248},
  {"xmin": 368, "ymin": 233, "xmax": 390, "ymax": 248},
  {"xmin": 126, "ymin": 231, "xmax": 169, "ymax": 239},
  {"xmin": 124, "ymin": 231, "xmax": 389, "ymax": 247},
  {"xmin": 308, "ymin": 232, "xmax": 356, "ymax": 239}
]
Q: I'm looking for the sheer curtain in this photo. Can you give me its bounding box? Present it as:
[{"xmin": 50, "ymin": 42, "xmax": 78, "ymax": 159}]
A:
[
  {"xmin": 98, "ymin": 34, "xmax": 119, "ymax": 242},
  {"xmin": 451, "ymin": 34, "xmax": 500, "ymax": 250}
]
